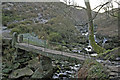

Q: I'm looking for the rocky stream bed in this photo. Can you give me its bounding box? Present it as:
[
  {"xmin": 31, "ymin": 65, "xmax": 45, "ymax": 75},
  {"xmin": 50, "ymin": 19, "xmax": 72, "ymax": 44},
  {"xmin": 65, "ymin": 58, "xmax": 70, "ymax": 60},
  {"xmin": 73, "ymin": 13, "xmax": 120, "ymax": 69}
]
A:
[{"xmin": 1, "ymin": 24, "xmax": 120, "ymax": 80}]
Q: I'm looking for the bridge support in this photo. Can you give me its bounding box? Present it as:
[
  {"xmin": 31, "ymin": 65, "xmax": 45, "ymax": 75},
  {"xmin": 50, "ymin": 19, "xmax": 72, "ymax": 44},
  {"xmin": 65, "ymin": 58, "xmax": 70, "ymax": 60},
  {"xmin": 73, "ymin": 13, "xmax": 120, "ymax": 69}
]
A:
[
  {"xmin": 32, "ymin": 55, "xmax": 53, "ymax": 78},
  {"xmin": 13, "ymin": 48, "xmax": 18, "ymax": 60},
  {"xmin": 40, "ymin": 55, "xmax": 53, "ymax": 71},
  {"xmin": 12, "ymin": 32, "xmax": 24, "ymax": 60}
]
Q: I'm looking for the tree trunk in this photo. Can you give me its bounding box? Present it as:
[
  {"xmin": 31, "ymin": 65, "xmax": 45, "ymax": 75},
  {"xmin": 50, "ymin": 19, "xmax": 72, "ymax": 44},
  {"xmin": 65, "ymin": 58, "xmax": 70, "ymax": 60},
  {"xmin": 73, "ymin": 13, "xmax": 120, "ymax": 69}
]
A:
[{"xmin": 84, "ymin": 0, "xmax": 105, "ymax": 53}]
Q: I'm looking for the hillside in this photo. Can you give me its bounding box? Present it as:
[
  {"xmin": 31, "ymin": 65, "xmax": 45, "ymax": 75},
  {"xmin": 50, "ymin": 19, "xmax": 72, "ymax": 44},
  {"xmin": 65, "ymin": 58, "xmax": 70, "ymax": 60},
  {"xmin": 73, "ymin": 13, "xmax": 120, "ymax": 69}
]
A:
[
  {"xmin": 1, "ymin": 2, "xmax": 119, "ymax": 80},
  {"xmin": 95, "ymin": 8, "xmax": 118, "ymax": 37},
  {"xmin": 2, "ymin": 2, "xmax": 118, "ymax": 43},
  {"xmin": 2, "ymin": 2, "xmax": 81, "ymax": 43}
]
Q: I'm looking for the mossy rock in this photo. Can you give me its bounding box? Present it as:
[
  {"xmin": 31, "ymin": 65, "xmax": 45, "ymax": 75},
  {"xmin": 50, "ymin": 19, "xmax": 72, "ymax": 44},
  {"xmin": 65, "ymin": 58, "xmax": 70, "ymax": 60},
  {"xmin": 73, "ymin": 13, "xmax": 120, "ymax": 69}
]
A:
[
  {"xmin": 17, "ymin": 58, "xmax": 30, "ymax": 63},
  {"xmin": 6, "ymin": 62, "xmax": 20, "ymax": 70},
  {"xmin": 26, "ymin": 57, "xmax": 40, "ymax": 70},
  {"xmin": 77, "ymin": 59, "xmax": 109, "ymax": 79}
]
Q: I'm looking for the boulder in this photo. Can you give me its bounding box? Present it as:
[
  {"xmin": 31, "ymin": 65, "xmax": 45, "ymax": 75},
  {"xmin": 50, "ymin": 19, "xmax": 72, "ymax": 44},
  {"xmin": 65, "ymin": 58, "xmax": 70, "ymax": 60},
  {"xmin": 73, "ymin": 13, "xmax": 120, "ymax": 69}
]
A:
[
  {"xmin": 9, "ymin": 67, "xmax": 33, "ymax": 78},
  {"xmin": 31, "ymin": 67, "xmax": 44, "ymax": 78},
  {"xmin": 26, "ymin": 57, "xmax": 40, "ymax": 70},
  {"xmin": 3, "ymin": 68, "xmax": 12, "ymax": 74},
  {"xmin": 12, "ymin": 63, "xmax": 20, "ymax": 70},
  {"xmin": 77, "ymin": 59, "xmax": 108, "ymax": 79},
  {"xmin": 40, "ymin": 56, "xmax": 53, "ymax": 71},
  {"xmin": 31, "ymin": 67, "xmax": 53, "ymax": 79}
]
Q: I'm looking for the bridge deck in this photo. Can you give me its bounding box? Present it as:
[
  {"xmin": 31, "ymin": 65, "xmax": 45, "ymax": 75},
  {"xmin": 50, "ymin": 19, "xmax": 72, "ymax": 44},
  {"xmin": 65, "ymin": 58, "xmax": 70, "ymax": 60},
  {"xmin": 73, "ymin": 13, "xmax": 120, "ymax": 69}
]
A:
[{"xmin": 15, "ymin": 43, "xmax": 87, "ymax": 63}]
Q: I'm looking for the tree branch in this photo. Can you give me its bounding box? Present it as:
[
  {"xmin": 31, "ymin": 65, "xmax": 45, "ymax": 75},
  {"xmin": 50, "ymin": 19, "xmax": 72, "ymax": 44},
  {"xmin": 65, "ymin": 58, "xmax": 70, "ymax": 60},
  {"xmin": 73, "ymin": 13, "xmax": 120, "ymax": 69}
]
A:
[
  {"xmin": 69, "ymin": 5, "xmax": 87, "ymax": 10},
  {"xmin": 76, "ymin": 2, "xmax": 110, "ymax": 27},
  {"xmin": 92, "ymin": 2, "xmax": 110, "ymax": 20},
  {"xmin": 61, "ymin": 1, "xmax": 110, "ymax": 27},
  {"xmin": 114, "ymin": 1, "xmax": 120, "ymax": 5}
]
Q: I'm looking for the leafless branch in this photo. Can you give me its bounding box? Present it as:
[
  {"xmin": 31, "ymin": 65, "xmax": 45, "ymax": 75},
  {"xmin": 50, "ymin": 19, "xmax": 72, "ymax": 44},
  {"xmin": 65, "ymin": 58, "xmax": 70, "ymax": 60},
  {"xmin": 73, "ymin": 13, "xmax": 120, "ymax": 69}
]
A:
[
  {"xmin": 92, "ymin": 2, "xmax": 110, "ymax": 20},
  {"xmin": 114, "ymin": 1, "xmax": 120, "ymax": 5},
  {"xmin": 61, "ymin": 1, "xmax": 110, "ymax": 27},
  {"xmin": 92, "ymin": 4, "xmax": 103, "ymax": 11},
  {"xmin": 76, "ymin": 2, "xmax": 110, "ymax": 26},
  {"xmin": 69, "ymin": 5, "xmax": 87, "ymax": 10}
]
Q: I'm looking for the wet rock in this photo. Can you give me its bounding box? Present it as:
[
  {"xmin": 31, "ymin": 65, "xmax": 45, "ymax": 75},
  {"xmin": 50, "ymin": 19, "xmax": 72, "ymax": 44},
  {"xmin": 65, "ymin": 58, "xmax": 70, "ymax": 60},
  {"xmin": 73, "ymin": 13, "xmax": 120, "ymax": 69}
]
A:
[
  {"xmin": 69, "ymin": 63, "xmax": 76, "ymax": 66},
  {"xmin": 3, "ymin": 68, "xmax": 12, "ymax": 74},
  {"xmin": 108, "ymin": 66, "xmax": 119, "ymax": 72},
  {"xmin": 55, "ymin": 60, "xmax": 61, "ymax": 65},
  {"xmin": 31, "ymin": 67, "xmax": 44, "ymax": 78},
  {"xmin": 9, "ymin": 67, "xmax": 33, "ymax": 78},
  {"xmin": 6, "ymin": 62, "xmax": 21, "ymax": 71},
  {"xmin": 26, "ymin": 57, "xmax": 40, "ymax": 70},
  {"xmin": 66, "ymin": 71, "xmax": 74, "ymax": 74},
  {"xmin": 52, "ymin": 74, "xmax": 59, "ymax": 79},
  {"xmin": 65, "ymin": 49, "xmax": 70, "ymax": 52},
  {"xmin": 70, "ymin": 66, "xmax": 79, "ymax": 71},
  {"xmin": 31, "ymin": 67, "xmax": 53, "ymax": 79},
  {"xmin": 109, "ymin": 72, "xmax": 118, "ymax": 76},
  {"xmin": 18, "ymin": 58, "xmax": 30, "ymax": 63},
  {"xmin": 62, "ymin": 46, "xmax": 67, "ymax": 49},
  {"xmin": 3, "ymin": 62, "xmax": 20, "ymax": 74},
  {"xmin": 59, "ymin": 72, "xmax": 68, "ymax": 77},
  {"xmin": 64, "ymin": 66, "xmax": 71, "ymax": 71},
  {"xmin": 2, "ymin": 73, "xmax": 9, "ymax": 78},
  {"xmin": 115, "ymin": 57, "xmax": 120, "ymax": 61}
]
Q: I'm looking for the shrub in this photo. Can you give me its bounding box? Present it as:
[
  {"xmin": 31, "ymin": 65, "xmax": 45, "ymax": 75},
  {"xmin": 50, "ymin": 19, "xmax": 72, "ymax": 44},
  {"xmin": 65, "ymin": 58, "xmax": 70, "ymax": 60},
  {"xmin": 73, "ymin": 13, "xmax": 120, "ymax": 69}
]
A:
[
  {"xmin": 8, "ymin": 23, "xmax": 18, "ymax": 29},
  {"xmin": 48, "ymin": 32, "xmax": 62, "ymax": 42},
  {"xmin": 11, "ymin": 28, "xmax": 21, "ymax": 34}
]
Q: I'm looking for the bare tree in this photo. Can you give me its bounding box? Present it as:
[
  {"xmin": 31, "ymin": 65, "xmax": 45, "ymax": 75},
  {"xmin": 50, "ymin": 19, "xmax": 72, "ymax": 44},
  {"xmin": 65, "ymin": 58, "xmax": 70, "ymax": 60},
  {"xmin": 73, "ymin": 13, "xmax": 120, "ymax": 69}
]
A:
[
  {"xmin": 62, "ymin": 0, "xmax": 115, "ymax": 53},
  {"xmin": 84, "ymin": 0, "xmax": 106, "ymax": 54}
]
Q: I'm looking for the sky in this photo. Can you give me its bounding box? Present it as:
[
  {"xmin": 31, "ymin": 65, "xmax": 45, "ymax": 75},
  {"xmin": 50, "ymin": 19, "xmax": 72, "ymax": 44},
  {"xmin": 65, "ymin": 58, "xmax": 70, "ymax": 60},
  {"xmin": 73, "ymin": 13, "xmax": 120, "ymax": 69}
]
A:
[{"xmin": 60, "ymin": 0, "xmax": 119, "ymax": 12}]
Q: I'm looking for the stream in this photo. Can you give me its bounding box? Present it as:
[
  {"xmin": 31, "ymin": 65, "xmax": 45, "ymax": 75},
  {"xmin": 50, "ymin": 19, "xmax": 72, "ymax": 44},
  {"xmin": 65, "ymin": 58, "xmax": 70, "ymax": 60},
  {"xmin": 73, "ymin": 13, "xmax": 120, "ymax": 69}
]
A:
[
  {"xmin": 2, "ymin": 21, "xmax": 119, "ymax": 79},
  {"xmin": 52, "ymin": 60, "xmax": 81, "ymax": 79}
]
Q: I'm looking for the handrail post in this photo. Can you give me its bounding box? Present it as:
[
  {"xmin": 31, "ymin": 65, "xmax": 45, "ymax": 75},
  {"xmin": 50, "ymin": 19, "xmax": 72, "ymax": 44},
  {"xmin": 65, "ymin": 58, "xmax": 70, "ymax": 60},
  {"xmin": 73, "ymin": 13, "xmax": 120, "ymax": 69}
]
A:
[
  {"xmin": 18, "ymin": 34, "xmax": 23, "ymax": 43},
  {"xmin": 12, "ymin": 32, "xmax": 18, "ymax": 48}
]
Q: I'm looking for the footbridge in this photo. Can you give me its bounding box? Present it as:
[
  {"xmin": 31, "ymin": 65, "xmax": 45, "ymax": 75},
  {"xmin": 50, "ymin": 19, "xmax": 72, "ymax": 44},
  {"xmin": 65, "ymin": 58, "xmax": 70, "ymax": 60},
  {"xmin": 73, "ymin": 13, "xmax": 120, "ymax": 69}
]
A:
[{"xmin": 12, "ymin": 32, "xmax": 87, "ymax": 63}]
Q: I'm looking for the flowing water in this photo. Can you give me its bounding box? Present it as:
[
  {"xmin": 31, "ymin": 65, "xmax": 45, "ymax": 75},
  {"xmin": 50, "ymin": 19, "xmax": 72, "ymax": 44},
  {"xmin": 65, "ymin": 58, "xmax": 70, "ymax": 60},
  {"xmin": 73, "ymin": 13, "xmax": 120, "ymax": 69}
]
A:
[{"xmin": 52, "ymin": 60, "xmax": 81, "ymax": 79}]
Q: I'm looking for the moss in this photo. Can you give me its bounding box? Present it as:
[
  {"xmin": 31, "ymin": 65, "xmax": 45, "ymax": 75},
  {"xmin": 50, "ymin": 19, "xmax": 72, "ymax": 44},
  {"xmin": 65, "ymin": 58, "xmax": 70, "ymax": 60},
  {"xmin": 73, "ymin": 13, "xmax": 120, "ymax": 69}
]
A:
[
  {"xmin": 87, "ymin": 61, "xmax": 108, "ymax": 79},
  {"xmin": 89, "ymin": 34, "xmax": 106, "ymax": 54},
  {"xmin": 78, "ymin": 59, "xmax": 109, "ymax": 79},
  {"xmin": 97, "ymin": 47, "xmax": 120, "ymax": 60}
]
